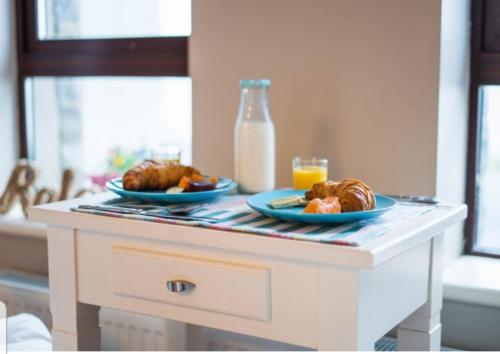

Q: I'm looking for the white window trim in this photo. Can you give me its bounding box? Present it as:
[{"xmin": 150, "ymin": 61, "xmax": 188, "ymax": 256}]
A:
[{"xmin": 444, "ymin": 255, "xmax": 500, "ymax": 308}]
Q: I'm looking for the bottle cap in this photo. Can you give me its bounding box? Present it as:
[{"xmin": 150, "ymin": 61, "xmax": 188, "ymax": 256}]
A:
[{"xmin": 240, "ymin": 79, "xmax": 271, "ymax": 88}]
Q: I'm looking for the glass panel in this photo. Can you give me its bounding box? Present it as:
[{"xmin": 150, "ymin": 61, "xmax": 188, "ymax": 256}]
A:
[
  {"xmin": 37, "ymin": 0, "xmax": 191, "ymax": 40},
  {"xmin": 25, "ymin": 77, "xmax": 192, "ymax": 192},
  {"xmin": 476, "ymin": 85, "xmax": 500, "ymax": 253}
]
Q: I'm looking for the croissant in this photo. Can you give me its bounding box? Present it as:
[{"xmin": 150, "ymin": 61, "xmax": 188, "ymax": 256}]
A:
[
  {"xmin": 334, "ymin": 178, "xmax": 376, "ymax": 212},
  {"xmin": 305, "ymin": 178, "xmax": 376, "ymax": 212},
  {"xmin": 122, "ymin": 160, "xmax": 200, "ymax": 191},
  {"xmin": 305, "ymin": 180, "xmax": 339, "ymax": 200}
]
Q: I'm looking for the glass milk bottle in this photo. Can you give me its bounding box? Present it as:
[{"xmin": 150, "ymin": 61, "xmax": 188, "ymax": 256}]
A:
[{"xmin": 234, "ymin": 79, "xmax": 276, "ymax": 193}]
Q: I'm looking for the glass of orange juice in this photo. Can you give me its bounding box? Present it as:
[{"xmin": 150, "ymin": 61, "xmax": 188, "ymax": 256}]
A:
[{"xmin": 292, "ymin": 157, "xmax": 328, "ymax": 190}]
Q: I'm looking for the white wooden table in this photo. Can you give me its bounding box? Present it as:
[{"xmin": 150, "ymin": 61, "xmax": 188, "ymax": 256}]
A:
[{"xmin": 29, "ymin": 193, "xmax": 466, "ymax": 351}]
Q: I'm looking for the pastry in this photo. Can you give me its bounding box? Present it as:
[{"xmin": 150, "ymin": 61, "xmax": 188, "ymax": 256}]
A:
[
  {"xmin": 304, "ymin": 178, "xmax": 376, "ymax": 212},
  {"xmin": 305, "ymin": 180, "xmax": 339, "ymax": 200},
  {"xmin": 331, "ymin": 178, "xmax": 376, "ymax": 212},
  {"xmin": 122, "ymin": 160, "xmax": 200, "ymax": 191},
  {"xmin": 304, "ymin": 196, "xmax": 341, "ymax": 214}
]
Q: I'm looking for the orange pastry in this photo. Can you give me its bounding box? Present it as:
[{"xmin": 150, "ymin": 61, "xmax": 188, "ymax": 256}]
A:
[{"xmin": 304, "ymin": 196, "xmax": 341, "ymax": 214}]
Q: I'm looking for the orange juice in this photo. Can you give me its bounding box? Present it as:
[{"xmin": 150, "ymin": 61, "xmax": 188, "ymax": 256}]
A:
[{"xmin": 293, "ymin": 166, "xmax": 328, "ymax": 190}]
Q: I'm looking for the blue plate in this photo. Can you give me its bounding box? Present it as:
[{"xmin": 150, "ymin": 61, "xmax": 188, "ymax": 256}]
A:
[
  {"xmin": 106, "ymin": 177, "xmax": 237, "ymax": 203},
  {"xmin": 247, "ymin": 190, "xmax": 396, "ymax": 224}
]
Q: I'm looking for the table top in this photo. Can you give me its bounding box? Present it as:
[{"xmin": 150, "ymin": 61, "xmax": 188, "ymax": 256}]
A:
[{"xmin": 28, "ymin": 192, "xmax": 467, "ymax": 269}]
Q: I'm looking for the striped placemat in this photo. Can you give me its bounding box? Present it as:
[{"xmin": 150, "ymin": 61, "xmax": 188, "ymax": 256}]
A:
[{"xmin": 71, "ymin": 197, "xmax": 437, "ymax": 247}]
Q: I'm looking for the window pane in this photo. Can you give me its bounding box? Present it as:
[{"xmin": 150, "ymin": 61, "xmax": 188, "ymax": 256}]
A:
[
  {"xmin": 37, "ymin": 0, "xmax": 191, "ymax": 40},
  {"xmin": 25, "ymin": 77, "xmax": 192, "ymax": 192},
  {"xmin": 476, "ymin": 85, "xmax": 500, "ymax": 252}
]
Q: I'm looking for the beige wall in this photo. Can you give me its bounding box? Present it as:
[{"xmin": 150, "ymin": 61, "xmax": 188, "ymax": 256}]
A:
[{"xmin": 191, "ymin": 0, "xmax": 442, "ymax": 195}]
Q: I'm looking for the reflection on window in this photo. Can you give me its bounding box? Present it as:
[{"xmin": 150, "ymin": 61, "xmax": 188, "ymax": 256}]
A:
[
  {"xmin": 477, "ymin": 86, "xmax": 500, "ymax": 252},
  {"xmin": 25, "ymin": 77, "xmax": 192, "ymax": 191},
  {"xmin": 37, "ymin": 0, "xmax": 191, "ymax": 40}
]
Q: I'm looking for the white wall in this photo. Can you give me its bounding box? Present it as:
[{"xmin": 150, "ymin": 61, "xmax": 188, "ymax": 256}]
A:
[
  {"xmin": 0, "ymin": 0, "xmax": 17, "ymax": 189},
  {"xmin": 191, "ymin": 0, "xmax": 442, "ymax": 196},
  {"xmin": 436, "ymin": 0, "xmax": 470, "ymax": 266}
]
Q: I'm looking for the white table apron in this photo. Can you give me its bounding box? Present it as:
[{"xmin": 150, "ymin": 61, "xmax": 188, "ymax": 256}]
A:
[{"xmin": 28, "ymin": 194, "xmax": 467, "ymax": 351}]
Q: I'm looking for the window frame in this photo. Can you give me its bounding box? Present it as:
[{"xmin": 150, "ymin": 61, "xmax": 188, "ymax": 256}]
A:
[
  {"xmin": 15, "ymin": 0, "xmax": 189, "ymax": 157},
  {"xmin": 466, "ymin": 0, "xmax": 500, "ymax": 258}
]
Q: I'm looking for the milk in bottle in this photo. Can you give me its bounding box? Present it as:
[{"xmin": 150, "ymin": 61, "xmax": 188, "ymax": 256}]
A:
[{"xmin": 234, "ymin": 79, "xmax": 275, "ymax": 193}]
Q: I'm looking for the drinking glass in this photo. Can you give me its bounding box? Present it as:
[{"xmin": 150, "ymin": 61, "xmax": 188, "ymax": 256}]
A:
[
  {"xmin": 151, "ymin": 145, "xmax": 181, "ymax": 163},
  {"xmin": 292, "ymin": 157, "xmax": 328, "ymax": 190}
]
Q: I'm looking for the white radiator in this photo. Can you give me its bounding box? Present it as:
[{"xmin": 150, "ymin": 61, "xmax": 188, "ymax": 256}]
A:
[
  {"xmin": 0, "ymin": 269, "xmax": 184, "ymax": 351},
  {"xmin": 0, "ymin": 270, "xmax": 51, "ymax": 328},
  {"xmin": 186, "ymin": 325, "xmax": 307, "ymax": 351}
]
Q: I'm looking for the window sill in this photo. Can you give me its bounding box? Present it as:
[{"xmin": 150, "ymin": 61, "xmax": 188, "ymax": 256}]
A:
[
  {"xmin": 443, "ymin": 255, "xmax": 500, "ymax": 308},
  {"xmin": 0, "ymin": 207, "xmax": 46, "ymax": 240}
]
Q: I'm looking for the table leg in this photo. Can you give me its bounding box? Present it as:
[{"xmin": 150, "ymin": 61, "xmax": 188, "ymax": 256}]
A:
[
  {"xmin": 317, "ymin": 267, "xmax": 374, "ymax": 351},
  {"xmin": 47, "ymin": 226, "xmax": 101, "ymax": 350},
  {"xmin": 397, "ymin": 233, "xmax": 444, "ymax": 351}
]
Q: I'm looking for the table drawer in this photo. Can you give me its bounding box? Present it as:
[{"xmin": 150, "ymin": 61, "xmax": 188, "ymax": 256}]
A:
[{"xmin": 110, "ymin": 245, "xmax": 271, "ymax": 322}]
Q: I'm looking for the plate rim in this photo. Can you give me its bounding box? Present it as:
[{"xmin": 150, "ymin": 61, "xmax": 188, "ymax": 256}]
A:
[
  {"xmin": 106, "ymin": 177, "xmax": 236, "ymax": 197},
  {"xmin": 247, "ymin": 190, "xmax": 396, "ymax": 219}
]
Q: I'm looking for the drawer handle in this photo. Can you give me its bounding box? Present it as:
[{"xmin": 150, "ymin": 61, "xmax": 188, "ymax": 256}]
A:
[{"xmin": 166, "ymin": 280, "xmax": 196, "ymax": 293}]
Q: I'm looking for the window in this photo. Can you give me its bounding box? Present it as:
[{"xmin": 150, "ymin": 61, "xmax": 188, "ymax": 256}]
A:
[
  {"xmin": 467, "ymin": 0, "xmax": 500, "ymax": 257},
  {"xmin": 37, "ymin": 0, "xmax": 191, "ymax": 40},
  {"xmin": 16, "ymin": 0, "xmax": 191, "ymax": 191},
  {"xmin": 26, "ymin": 77, "xmax": 191, "ymax": 189}
]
